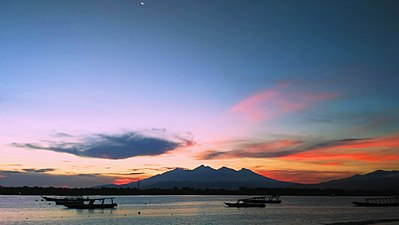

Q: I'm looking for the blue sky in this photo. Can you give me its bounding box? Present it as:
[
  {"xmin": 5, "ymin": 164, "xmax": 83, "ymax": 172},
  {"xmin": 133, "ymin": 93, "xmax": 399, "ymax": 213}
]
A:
[{"xmin": 1, "ymin": 0, "xmax": 399, "ymax": 187}]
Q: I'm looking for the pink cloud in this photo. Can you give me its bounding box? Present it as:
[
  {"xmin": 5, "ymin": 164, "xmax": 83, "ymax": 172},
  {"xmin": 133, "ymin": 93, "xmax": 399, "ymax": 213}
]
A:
[{"xmin": 230, "ymin": 86, "xmax": 337, "ymax": 122}]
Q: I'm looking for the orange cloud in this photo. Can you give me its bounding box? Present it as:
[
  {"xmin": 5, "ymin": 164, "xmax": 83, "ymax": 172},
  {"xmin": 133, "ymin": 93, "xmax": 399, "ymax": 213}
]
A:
[
  {"xmin": 197, "ymin": 134, "xmax": 399, "ymax": 170},
  {"xmin": 230, "ymin": 85, "xmax": 337, "ymax": 122},
  {"xmin": 317, "ymin": 161, "xmax": 344, "ymax": 167},
  {"xmin": 331, "ymin": 135, "xmax": 399, "ymax": 149},
  {"xmin": 284, "ymin": 151, "xmax": 399, "ymax": 163},
  {"xmin": 282, "ymin": 134, "xmax": 399, "ymax": 163},
  {"xmin": 112, "ymin": 178, "xmax": 138, "ymax": 186}
]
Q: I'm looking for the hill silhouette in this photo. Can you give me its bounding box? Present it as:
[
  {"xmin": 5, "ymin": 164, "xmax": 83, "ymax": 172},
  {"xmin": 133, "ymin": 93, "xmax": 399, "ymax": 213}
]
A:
[
  {"xmin": 101, "ymin": 165, "xmax": 295, "ymax": 189},
  {"xmin": 100, "ymin": 166, "xmax": 399, "ymax": 191},
  {"xmin": 312, "ymin": 170, "xmax": 399, "ymax": 191}
]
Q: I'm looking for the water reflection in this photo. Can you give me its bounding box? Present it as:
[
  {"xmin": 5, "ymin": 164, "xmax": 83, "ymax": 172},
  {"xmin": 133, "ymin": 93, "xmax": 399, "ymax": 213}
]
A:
[{"xmin": 1, "ymin": 195, "xmax": 399, "ymax": 225}]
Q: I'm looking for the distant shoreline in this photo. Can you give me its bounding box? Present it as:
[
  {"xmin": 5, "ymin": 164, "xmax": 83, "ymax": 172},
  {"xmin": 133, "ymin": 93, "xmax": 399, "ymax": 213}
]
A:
[
  {"xmin": 324, "ymin": 218, "xmax": 399, "ymax": 225},
  {"xmin": 0, "ymin": 186, "xmax": 397, "ymax": 196}
]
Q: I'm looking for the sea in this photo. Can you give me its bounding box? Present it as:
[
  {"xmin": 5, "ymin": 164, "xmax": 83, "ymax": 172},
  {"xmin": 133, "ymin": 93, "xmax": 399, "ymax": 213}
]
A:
[{"xmin": 1, "ymin": 195, "xmax": 399, "ymax": 225}]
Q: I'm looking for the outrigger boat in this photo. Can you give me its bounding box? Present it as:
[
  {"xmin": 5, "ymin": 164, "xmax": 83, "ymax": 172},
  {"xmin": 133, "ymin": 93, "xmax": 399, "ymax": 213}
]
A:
[
  {"xmin": 41, "ymin": 196, "xmax": 59, "ymax": 201},
  {"xmin": 62, "ymin": 197, "xmax": 117, "ymax": 209},
  {"xmin": 244, "ymin": 195, "xmax": 282, "ymax": 204},
  {"xmin": 41, "ymin": 196, "xmax": 89, "ymax": 205},
  {"xmin": 352, "ymin": 196, "xmax": 399, "ymax": 207},
  {"xmin": 224, "ymin": 199, "xmax": 266, "ymax": 208}
]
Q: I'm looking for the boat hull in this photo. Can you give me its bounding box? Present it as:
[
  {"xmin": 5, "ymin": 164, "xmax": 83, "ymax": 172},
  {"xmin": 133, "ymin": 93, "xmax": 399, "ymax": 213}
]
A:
[
  {"xmin": 224, "ymin": 202, "xmax": 265, "ymax": 208},
  {"xmin": 353, "ymin": 202, "xmax": 399, "ymax": 207},
  {"xmin": 243, "ymin": 196, "xmax": 282, "ymax": 204},
  {"xmin": 248, "ymin": 199, "xmax": 282, "ymax": 204},
  {"xmin": 42, "ymin": 196, "xmax": 58, "ymax": 201},
  {"xmin": 63, "ymin": 202, "xmax": 118, "ymax": 209}
]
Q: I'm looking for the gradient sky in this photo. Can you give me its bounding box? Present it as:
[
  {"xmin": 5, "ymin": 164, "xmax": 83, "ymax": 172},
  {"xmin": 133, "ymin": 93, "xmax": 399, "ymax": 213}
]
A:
[{"xmin": 1, "ymin": 0, "xmax": 399, "ymax": 187}]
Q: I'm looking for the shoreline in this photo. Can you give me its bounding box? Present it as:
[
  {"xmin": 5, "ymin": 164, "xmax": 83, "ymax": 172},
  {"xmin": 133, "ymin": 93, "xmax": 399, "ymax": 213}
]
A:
[
  {"xmin": 325, "ymin": 219, "xmax": 399, "ymax": 225},
  {"xmin": 0, "ymin": 186, "xmax": 397, "ymax": 196}
]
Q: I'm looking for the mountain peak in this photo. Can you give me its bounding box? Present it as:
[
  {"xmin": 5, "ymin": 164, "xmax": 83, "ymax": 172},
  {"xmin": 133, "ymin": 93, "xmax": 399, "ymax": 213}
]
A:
[
  {"xmin": 368, "ymin": 169, "xmax": 385, "ymax": 174},
  {"xmin": 193, "ymin": 165, "xmax": 215, "ymax": 172},
  {"xmin": 218, "ymin": 166, "xmax": 236, "ymax": 172},
  {"xmin": 170, "ymin": 167, "xmax": 186, "ymax": 172}
]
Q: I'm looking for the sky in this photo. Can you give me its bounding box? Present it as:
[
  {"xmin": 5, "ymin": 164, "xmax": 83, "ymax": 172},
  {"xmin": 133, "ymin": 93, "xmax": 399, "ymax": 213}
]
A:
[{"xmin": 1, "ymin": 0, "xmax": 399, "ymax": 187}]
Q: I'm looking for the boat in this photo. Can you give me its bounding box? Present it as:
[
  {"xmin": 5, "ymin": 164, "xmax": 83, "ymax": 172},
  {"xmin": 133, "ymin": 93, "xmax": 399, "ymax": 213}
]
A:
[
  {"xmin": 352, "ymin": 196, "xmax": 399, "ymax": 207},
  {"xmin": 224, "ymin": 199, "xmax": 266, "ymax": 208},
  {"xmin": 244, "ymin": 195, "xmax": 282, "ymax": 204},
  {"xmin": 62, "ymin": 197, "xmax": 117, "ymax": 209},
  {"xmin": 42, "ymin": 196, "xmax": 58, "ymax": 201},
  {"xmin": 41, "ymin": 196, "xmax": 89, "ymax": 205}
]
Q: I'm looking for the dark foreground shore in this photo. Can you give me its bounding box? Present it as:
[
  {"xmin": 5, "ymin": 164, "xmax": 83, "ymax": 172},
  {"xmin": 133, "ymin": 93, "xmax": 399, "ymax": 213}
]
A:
[{"xmin": 325, "ymin": 218, "xmax": 399, "ymax": 225}]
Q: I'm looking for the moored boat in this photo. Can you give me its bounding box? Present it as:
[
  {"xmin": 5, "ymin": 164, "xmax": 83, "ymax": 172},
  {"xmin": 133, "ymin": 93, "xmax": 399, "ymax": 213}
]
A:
[
  {"xmin": 42, "ymin": 196, "xmax": 58, "ymax": 201},
  {"xmin": 41, "ymin": 196, "xmax": 89, "ymax": 205},
  {"xmin": 244, "ymin": 195, "xmax": 282, "ymax": 204},
  {"xmin": 62, "ymin": 197, "xmax": 117, "ymax": 209},
  {"xmin": 224, "ymin": 199, "xmax": 265, "ymax": 208},
  {"xmin": 352, "ymin": 196, "xmax": 399, "ymax": 207}
]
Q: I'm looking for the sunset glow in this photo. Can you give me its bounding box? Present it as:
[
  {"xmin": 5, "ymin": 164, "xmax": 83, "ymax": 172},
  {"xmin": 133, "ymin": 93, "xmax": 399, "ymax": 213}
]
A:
[{"xmin": 1, "ymin": 0, "xmax": 399, "ymax": 187}]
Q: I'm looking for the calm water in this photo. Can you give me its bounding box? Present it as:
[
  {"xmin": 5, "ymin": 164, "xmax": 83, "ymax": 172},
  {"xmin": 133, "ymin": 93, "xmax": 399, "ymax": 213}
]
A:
[{"xmin": 1, "ymin": 195, "xmax": 399, "ymax": 225}]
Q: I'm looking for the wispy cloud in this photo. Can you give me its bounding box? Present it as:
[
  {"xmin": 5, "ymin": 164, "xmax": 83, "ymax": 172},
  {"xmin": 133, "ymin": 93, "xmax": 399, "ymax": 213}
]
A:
[
  {"xmin": 0, "ymin": 164, "xmax": 22, "ymax": 167},
  {"xmin": 13, "ymin": 130, "xmax": 195, "ymax": 159},
  {"xmin": 281, "ymin": 135, "xmax": 399, "ymax": 163},
  {"xmin": 197, "ymin": 139, "xmax": 304, "ymax": 160},
  {"xmin": 197, "ymin": 134, "xmax": 399, "ymax": 165},
  {"xmin": 101, "ymin": 171, "xmax": 145, "ymax": 176},
  {"xmin": 22, "ymin": 168, "xmax": 56, "ymax": 173},
  {"xmin": 230, "ymin": 85, "xmax": 337, "ymax": 122}
]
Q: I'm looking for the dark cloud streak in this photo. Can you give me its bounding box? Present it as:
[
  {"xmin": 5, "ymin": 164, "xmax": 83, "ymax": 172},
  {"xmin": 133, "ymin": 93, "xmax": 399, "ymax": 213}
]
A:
[
  {"xmin": 22, "ymin": 168, "xmax": 56, "ymax": 173},
  {"xmin": 13, "ymin": 130, "xmax": 195, "ymax": 160},
  {"xmin": 197, "ymin": 138, "xmax": 375, "ymax": 160}
]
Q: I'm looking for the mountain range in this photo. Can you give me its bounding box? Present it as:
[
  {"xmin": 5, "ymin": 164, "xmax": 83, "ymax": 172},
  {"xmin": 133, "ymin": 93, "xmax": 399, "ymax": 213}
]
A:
[
  {"xmin": 100, "ymin": 165, "xmax": 399, "ymax": 191},
  {"xmin": 312, "ymin": 170, "xmax": 399, "ymax": 191}
]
